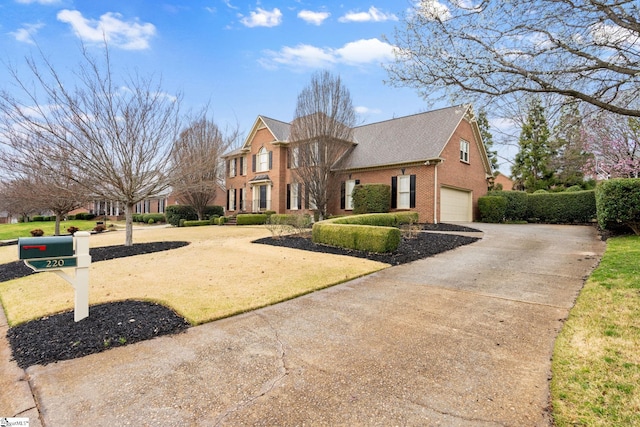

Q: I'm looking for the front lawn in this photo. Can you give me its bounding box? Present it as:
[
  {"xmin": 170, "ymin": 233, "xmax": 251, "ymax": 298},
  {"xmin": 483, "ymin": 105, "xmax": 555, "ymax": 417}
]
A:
[
  {"xmin": 0, "ymin": 220, "xmax": 109, "ymax": 240},
  {"xmin": 551, "ymin": 235, "xmax": 640, "ymax": 426},
  {"xmin": 0, "ymin": 226, "xmax": 387, "ymax": 326}
]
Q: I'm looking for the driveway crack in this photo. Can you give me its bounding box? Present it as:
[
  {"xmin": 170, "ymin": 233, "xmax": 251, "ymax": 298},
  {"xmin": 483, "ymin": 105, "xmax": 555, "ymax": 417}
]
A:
[{"xmin": 213, "ymin": 314, "xmax": 289, "ymax": 426}]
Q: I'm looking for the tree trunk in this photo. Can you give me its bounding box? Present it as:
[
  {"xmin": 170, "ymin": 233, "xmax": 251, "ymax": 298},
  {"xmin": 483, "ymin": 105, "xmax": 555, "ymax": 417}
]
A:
[
  {"xmin": 125, "ymin": 203, "xmax": 134, "ymax": 246},
  {"xmin": 54, "ymin": 213, "xmax": 62, "ymax": 236}
]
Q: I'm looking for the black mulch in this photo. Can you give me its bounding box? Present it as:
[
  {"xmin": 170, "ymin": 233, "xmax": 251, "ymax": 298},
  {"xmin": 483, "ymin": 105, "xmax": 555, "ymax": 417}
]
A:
[
  {"xmin": 3, "ymin": 224, "xmax": 481, "ymax": 369},
  {"xmin": 254, "ymin": 223, "xmax": 480, "ymax": 266}
]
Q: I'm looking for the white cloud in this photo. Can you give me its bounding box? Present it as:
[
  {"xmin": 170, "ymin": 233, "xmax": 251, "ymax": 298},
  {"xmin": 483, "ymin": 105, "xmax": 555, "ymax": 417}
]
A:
[
  {"xmin": 338, "ymin": 6, "xmax": 397, "ymax": 23},
  {"xmin": 240, "ymin": 7, "xmax": 282, "ymax": 28},
  {"xmin": 16, "ymin": 0, "xmax": 61, "ymax": 4},
  {"xmin": 260, "ymin": 38, "xmax": 395, "ymax": 70},
  {"xmin": 417, "ymin": 0, "xmax": 451, "ymax": 21},
  {"xmin": 298, "ymin": 10, "xmax": 330, "ymax": 26},
  {"xmin": 56, "ymin": 10, "xmax": 156, "ymax": 50},
  {"xmin": 9, "ymin": 22, "xmax": 44, "ymax": 44},
  {"xmin": 335, "ymin": 38, "xmax": 395, "ymax": 64},
  {"xmin": 355, "ymin": 106, "xmax": 382, "ymax": 115},
  {"xmin": 223, "ymin": 0, "xmax": 238, "ymax": 10}
]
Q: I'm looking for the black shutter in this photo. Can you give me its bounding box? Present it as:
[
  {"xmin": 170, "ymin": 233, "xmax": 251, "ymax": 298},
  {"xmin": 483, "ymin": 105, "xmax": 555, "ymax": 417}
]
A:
[
  {"xmin": 340, "ymin": 181, "xmax": 346, "ymax": 210},
  {"xmin": 239, "ymin": 188, "xmax": 243, "ymax": 211},
  {"xmin": 391, "ymin": 177, "xmax": 397, "ymax": 208},
  {"xmin": 268, "ymin": 151, "xmax": 273, "ymax": 170},
  {"xmin": 239, "ymin": 157, "xmax": 243, "ymax": 175},
  {"xmin": 287, "ymin": 148, "xmax": 291, "ymax": 169},
  {"xmin": 410, "ymin": 175, "xmax": 416, "ymax": 208},
  {"xmin": 234, "ymin": 158, "xmax": 238, "ymax": 175},
  {"xmin": 286, "ymin": 184, "xmax": 291, "ymax": 209},
  {"xmin": 233, "ymin": 189, "xmax": 237, "ymax": 210},
  {"xmin": 227, "ymin": 190, "xmax": 230, "ymax": 211},
  {"xmin": 297, "ymin": 183, "xmax": 302, "ymax": 210},
  {"xmin": 252, "ymin": 154, "xmax": 256, "ymax": 172},
  {"xmin": 305, "ymin": 186, "xmax": 310, "ymax": 209}
]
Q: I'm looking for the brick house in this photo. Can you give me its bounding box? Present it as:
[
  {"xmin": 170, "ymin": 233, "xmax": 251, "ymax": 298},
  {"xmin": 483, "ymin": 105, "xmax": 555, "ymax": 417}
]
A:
[{"xmin": 223, "ymin": 104, "xmax": 493, "ymax": 223}]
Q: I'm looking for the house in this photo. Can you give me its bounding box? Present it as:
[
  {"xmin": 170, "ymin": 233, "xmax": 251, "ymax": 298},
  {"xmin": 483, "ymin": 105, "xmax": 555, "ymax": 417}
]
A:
[
  {"xmin": 223, "ymin": 104, "xmax": 493, "ymax": 223},
  {"xmin": 493, "ymin": 173, "xmax": 515, "ymax": 191}
]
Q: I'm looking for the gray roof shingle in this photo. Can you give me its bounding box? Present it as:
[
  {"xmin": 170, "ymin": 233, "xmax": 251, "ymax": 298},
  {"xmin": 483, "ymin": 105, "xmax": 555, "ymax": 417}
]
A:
[
  {"xmin": 340, "ymin": 105, "xmax": 469, "ymax": 170},
  {"xmin": 259, "ymin": 116, "xmax": 291, "ymax": 142}
]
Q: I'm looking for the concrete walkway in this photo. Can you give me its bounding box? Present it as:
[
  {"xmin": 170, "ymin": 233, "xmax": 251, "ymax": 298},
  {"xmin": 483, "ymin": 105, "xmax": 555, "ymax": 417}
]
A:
[{"xmin": 1, "ymin": 223, "xmax": 604, "ymax": 426}]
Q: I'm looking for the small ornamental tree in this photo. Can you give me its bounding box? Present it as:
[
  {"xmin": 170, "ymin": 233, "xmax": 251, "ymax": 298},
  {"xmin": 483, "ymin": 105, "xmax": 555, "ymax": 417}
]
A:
[{"xmin": 595, "ymin": 178, "xmax": 640, "ymax": 235}]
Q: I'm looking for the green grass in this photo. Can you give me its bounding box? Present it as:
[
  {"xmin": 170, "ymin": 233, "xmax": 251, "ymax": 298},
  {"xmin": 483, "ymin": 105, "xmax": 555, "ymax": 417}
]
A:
[
  {"xmin": 551, "ymin": 235, "xmax": 640, "ymax": 426},
  {"xmin": 0, "ymin": 220, "xmax": 110, "ymax": 240}
]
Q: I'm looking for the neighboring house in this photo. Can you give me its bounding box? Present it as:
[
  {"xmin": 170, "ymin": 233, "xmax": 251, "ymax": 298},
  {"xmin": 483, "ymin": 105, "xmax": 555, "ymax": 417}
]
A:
[
  {"xmin": 224, "ymin": 104, "xmax": 493, "ymax": 223},
  {"xmin": 494, "ymin": 173, "xmax": 515, "ymax": 191}
]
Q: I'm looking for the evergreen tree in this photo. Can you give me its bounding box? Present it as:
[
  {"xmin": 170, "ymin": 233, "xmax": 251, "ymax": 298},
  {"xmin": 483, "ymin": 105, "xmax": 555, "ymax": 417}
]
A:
[
  {"xmin": 511, "ymin": 99, "xmax": 555, "ymax": 192},
  {"xmin": 550, "ymin": 102, "xmax": 590, "ymax": 188},
  {"xmin": 477, "ymin": 109, "xmax": 499, "ymax": 174}
]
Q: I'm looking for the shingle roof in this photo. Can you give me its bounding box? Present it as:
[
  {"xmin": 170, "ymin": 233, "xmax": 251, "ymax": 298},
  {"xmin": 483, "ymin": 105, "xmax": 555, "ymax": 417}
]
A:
[
  {"xmin": 260, "ymin": 116, "xmax": 291, "ymax": 142},
  {"xmin": 339, "ymin": 105, "xmax": 469, "ymax": 170}
]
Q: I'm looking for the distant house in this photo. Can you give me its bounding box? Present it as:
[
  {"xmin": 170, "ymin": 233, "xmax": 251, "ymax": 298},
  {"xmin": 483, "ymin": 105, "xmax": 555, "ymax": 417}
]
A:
[
  {"xmin": 494, "ymin": 173, "xmax": 515, "ymax": 191},
  {"xmin": 223, "ymin": 105, "xmax": 493, "ymax": 223}
]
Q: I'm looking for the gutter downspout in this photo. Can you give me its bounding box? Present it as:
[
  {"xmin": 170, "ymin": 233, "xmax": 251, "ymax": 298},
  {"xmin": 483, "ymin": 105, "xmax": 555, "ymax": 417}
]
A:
[{"xmin": 434, "ymin": 161, "xmax": 438, "ymax": 224}]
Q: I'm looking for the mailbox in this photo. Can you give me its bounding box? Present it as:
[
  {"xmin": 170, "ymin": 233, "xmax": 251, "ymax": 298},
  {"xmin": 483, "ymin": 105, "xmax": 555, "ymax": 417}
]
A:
[{"xmin": 18, "ymin": 236, "xmax": 75, "ymax": 260}]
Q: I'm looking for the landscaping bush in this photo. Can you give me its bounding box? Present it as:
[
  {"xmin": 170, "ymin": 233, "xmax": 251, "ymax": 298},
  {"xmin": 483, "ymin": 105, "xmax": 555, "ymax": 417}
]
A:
[
  {"xmin": 266, "ymin": 214, "xmax": 312, "ymax": 238},
  {"xmin": 67, "ymin": 226, "xmax": 80, "ymax": 235},
  {"xmin": 32, "ymin": 215, "xmax": 45, "ymax": 222},
  {"xmin": 182, "ymin": 220, "xmax": 212, "ymax": 227},
  {"xmin": 565, "ymin": 185, "xmax": 582, "ymax": 192},
  {"xmin": 74, "ymin": 212, "xmax": 96, "ymax": 220},
  {"xmin": 165, "ymin": 205, "xmax": 198, "ymax": 227},
  {"xmin": 527, "ymin": 190, "xmax": 596, "ymax": 223},
  {"xmin": 352, "ymin": 184, "xmax": 391, "ymax": 214},
  {"xmin": 312, "ymin": 223, "xmax": 401, "ymax": 253},
  {"xmin": 93, "ymin": 224, "xmax": 106, "ymax": 233},
  {"xmin": 236, "ymin": 213, "xmax": 268, "ymax": 225},
  {"xmin": 142, "ymin": 213, "xmax": 166, "ymax": 224},
  {"xmin": 30, "ymin": 229, "xmax": 44, "ymax": 237},
  {"xmin": 478, "ymin": 196, "xmax": 507, "ymax": 223},
  {"xmin": 596, "ymin": 178, "xmax": 640, "ymax": 235},
  {"xmin": 393, "ymin": 212, "xmax": 419, "ymax": 225},
  {"xmin": 203, "ymin": 205, "xmax": 224, "ymax": 219},
  {"xmin": 487, "ymin": 191, "xmax": 528, "ymax": 221},
  {"xmin": 215, "ymin": 216, "xmax": 228, "ymax": 225}
]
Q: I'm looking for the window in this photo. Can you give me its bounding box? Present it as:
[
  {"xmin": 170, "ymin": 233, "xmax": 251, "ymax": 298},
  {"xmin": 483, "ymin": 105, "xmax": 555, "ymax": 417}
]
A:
[
  {"xmin": 241, "ymin": 156, "xmax": 247, "ymax": 175},
  {"xmin": 391, "ymin": 175, "xmax": 416, "ymax": 209},
  {"xmin": 345, "ymin": 180, "xmax": 356, "ymax": 210},
  {"xmin": 460, "ymin": 139, "xmax": 470, "ymax": 163},
  {"xmin": 258, "ymin": 147, "xmax": 270, "ymax": 172},
  {"xmin": 287, "ymin": 183, "xmax": 301, "ymax": 210},
  {"xmin": 229, "ymin": 158, "xmax": 236, "ymax": 177},
  {"xmin": 228, "ymin": 189, "xmax": 236, "ymax": 211}
]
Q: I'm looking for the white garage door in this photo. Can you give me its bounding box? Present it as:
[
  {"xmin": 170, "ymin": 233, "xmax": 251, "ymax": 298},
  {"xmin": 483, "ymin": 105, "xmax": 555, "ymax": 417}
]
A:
[{"xmin": 440, "ymin": 187, "xmax": 472, "ymax": 222}]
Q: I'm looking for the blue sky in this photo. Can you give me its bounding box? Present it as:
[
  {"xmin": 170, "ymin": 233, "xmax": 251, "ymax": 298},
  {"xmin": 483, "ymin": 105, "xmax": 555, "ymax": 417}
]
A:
[{"xmin": 0, "ymin": 0, "xmax": 512, "ymax": 171}]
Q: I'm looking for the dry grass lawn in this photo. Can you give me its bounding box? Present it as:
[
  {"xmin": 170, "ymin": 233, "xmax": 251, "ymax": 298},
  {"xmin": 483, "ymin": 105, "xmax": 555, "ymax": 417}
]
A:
[{"xmin": 0, "ymin": 225, "xmax": 388, "ymax": 325}]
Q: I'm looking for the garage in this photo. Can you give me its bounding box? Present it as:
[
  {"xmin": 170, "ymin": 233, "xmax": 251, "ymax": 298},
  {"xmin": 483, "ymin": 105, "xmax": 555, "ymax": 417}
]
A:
[{"xmin": 440, "ymin": 187, "xmax": 472, "ymax": 222}]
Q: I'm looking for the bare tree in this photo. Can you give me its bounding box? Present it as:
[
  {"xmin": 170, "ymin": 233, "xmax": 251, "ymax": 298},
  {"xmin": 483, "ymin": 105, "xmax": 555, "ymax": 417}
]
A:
[
  {"xmin": 387, "ymin": 0, "xmax": 640, "ymax": 117},
  {"xmin": 0, "ymin": 45, "xmax": 182, "ymax": 245},
  {"xmin": 289, "ymin": 70, "xmax": 357, "ymax": 219},
  {"xmin": 171, "ymin": 112, "xmax": 238, "ymax": 220},
  {"xmin": 0, "ymin": 178, "xmax": 40, "ymax": 223}
]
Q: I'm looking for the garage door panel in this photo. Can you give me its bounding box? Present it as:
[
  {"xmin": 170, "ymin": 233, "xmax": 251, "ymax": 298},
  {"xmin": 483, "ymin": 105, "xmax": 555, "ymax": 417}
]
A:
[{"xmin": 441, "ymin": 187, "xmax": 471, "ymax": 222}]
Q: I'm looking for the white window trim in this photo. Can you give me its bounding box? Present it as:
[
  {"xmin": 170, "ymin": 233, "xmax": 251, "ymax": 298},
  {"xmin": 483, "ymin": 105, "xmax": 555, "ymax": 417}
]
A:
[
  {"xmin": 229, "ymin": 159, "xmax": 236, "ymax": 177},
  {"xmin": 258, "ymin": 147, "xmax": 269, "ymax": 172},
  {"xmin": 228, "ymin": 189, "xmax": 235, "ymax": 211},
  {"xmin": 460, "ymin": 139, "xmax": 470, "ymax": 163},
  {"xmin": 345, "ymin": 179, "xmax": 356, "ymax": 210},
  {"xmin": 398, "ymin": 175, "xmax": 411, "ymax": 209},
  {"xmin": 242, "ymin": 156, "xmax": 247, "ymax": 175}
]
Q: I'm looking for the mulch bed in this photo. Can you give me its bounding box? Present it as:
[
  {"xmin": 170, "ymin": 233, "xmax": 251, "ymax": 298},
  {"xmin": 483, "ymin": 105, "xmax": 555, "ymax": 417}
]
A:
[{"xmin": 3, "ymin": 224, "xmax": 480, "ymax": 368}]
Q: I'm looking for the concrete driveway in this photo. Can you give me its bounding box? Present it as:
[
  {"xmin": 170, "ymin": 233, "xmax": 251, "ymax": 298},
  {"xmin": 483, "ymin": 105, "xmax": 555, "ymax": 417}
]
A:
[{"xmin": 2, "ymin": 223, "xmax": 604, "ymax": 426}]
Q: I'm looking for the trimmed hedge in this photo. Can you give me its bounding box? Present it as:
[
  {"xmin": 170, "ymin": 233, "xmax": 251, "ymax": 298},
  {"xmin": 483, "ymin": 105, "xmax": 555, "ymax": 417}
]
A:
[
  {"xmin": 527, "ymin": 190, "xmax": 596, "ymax": 223},
  {"xmin": 182, "ymin": 219, "xmax": 212, "ymax": 227},
  {"xmin": 165, "ymin": 205, "xmax": 198, "ymax": 226},
  {"xmin": 478, "ymin": 196, "xmax": 507, "ymax": 223},
  {"xmin": 236, "ymin": 213, "xmax": 268, "ymax": 225},
  {"xmin": 311, "ymin": 213, "xmax": 414, "ymax": 253},
  {"xmin": 487, "ymin": 191, "xmax": 528, "ymax": 221},
  {"xmin": 352, "ymin": 184, "xmax": 391, "ymax": 214},
  {"xmin": 596, "ymin": 178, "xmax": 640, "ymax": 234}
]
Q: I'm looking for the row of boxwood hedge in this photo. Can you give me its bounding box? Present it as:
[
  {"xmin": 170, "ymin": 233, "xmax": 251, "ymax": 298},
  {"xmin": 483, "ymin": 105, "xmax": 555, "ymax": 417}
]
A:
[
  {"xmin": 596, "ymin": 178, "xmax": 640, "ymax": 234},
  {"xmin": 312, "ymin": 212, "xmax": 419, "ymax": 253},
  {"xmin": 479, "ymin": 190, "xmax": 596, "ymax": 224},
  {"xmin": 165, "ymin": 205, "xmax": 224, "ymax": 226}
]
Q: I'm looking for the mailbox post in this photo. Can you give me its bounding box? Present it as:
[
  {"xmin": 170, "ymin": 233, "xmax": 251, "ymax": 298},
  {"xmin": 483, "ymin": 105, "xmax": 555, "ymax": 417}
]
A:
[{"xmin": 18, "ymin": 232, "xmax": 92, "ymax": 322}]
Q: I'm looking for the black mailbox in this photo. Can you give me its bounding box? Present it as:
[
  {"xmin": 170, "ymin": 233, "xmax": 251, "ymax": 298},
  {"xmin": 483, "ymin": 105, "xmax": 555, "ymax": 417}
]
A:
[{"xmin": 18, "ymin": 236, "xmax": 75, "ymax": 260}]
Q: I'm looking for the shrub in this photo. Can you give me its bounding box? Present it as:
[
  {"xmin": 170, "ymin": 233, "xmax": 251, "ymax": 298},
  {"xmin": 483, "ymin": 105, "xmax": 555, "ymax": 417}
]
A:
[
  {"xmin": 527, "ymin": 190, "xmax": 596, "ymax": 223},
  {"xmin": 487, "ymin": 191, "xmax": 528, "ymax": 221},
  {"xmin": 32, "ymin": 215, "xmax": 45, "ymax": 222},
  {"xmin": 30, "ymin": 229, "xmax": 44, "ymax": 237},
  {"xmin": 266, "ymin": 214, "xmax": 312, "ymax": 238},
  {"xmin": 142, "ymin": 213, "xmax": 166, "ymax": 224},
  {"xmin": 565, "ymin": 185, "xmax": 582, "ymax": 192},
  {"xmin": 352, "ymin": 184, "xmax": 391, "ymax": 214},
  {"xmin": 215, "ymin": 216, "xmax": 228, "ymax": 225},
  {"xmin": 74, "ymin": 212, "xmax": 96, "ymax": 220},
  {"xmin": 93, "ymin": 224, "xmax": 106, "ymax": 233},
  {"xmin": 236, "ymin": 213, "xmax": 268, "ymax": 225},
  {"xmin": 182, "ymin": 220, "xmax": 212, "ymax": 227},
  {"xmin": 67, "ymin": 226, "xmax": 80, "ymax": 234},
  {"xmin": 533, "ymin": 189, "xmax": 548, "ymax": 194},
  {"xmin": 312, "ymin": 223, "xmax": 401, "ymax": 253},
  {"xmin": 203, "ymin": 205, "xmax": 224, "ymax": 219},
  {"xmin": 393, "ymin": 212, "xmax": 419, "ymax": 225},
  {"xmin": 165, "ymin": 205, "xmax": 198, "ymax": 226},
  {"xmin": 596, "ymin": 179, "xmax": 640, "ymax": 235},
  {"xmin": 66, "ymin": 214, "xmax": 76, "ymax": 220},
  {"xmin": 478, "ymin": 196, "xmax": 507, "ymax": 223}
]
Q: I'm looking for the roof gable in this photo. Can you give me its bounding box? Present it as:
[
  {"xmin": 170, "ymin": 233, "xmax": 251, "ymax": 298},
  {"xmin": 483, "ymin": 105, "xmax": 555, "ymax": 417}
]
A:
[
  {"xmin": 237, "ymin": 116, "xmax": 291, "ymax": 153},
  {"xmin": 339, "ymin": 105, "xmax": 469, "ymax": 170}
]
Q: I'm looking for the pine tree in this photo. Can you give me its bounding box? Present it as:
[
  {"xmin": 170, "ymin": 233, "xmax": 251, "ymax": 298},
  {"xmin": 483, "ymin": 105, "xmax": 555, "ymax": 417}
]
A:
[
  {"xmin": 550, "ymin": 102, "xmax": 590, "ymax": 188},
  {"xmin": 511, "ymin": 99, "xmax": 554, "ymax": 192}
]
